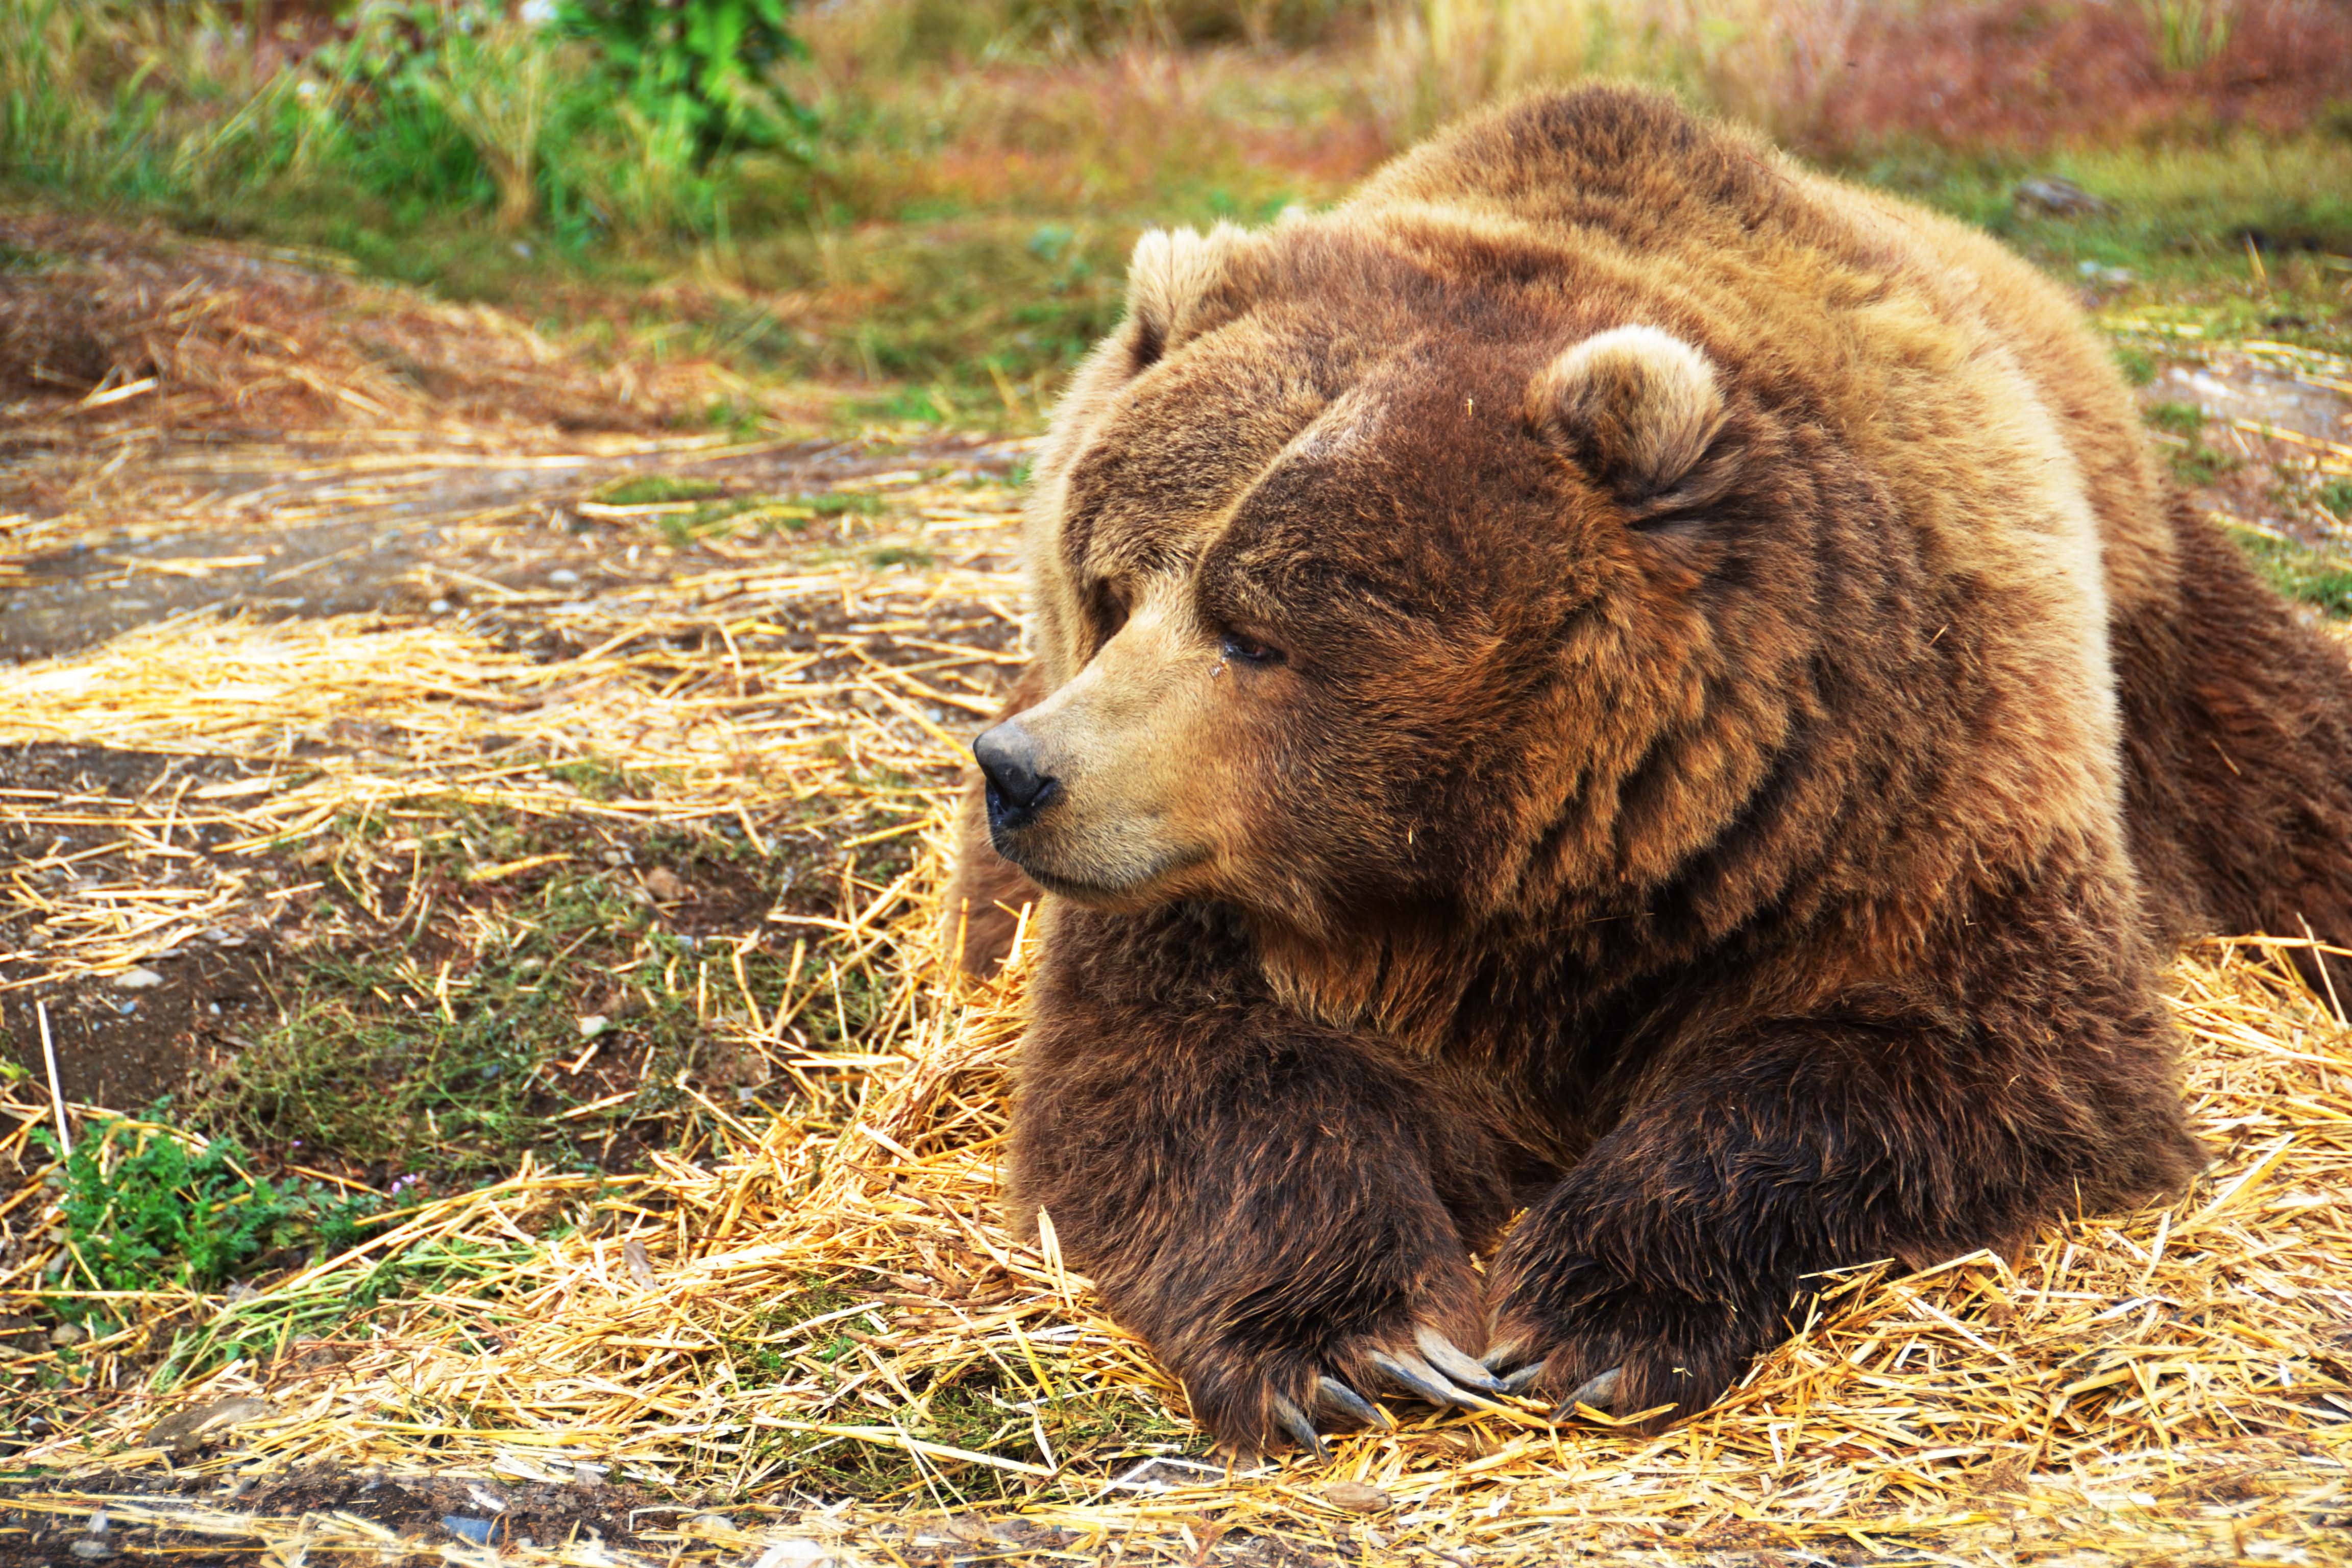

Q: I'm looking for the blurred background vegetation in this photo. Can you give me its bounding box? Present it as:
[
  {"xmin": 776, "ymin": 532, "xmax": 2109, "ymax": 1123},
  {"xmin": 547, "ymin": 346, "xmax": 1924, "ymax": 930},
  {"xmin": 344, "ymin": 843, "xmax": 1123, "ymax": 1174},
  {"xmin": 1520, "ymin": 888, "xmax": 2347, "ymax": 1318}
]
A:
[{"xmin": 3, "ymin": 0, "xmax": 2347, "ymax": 415}]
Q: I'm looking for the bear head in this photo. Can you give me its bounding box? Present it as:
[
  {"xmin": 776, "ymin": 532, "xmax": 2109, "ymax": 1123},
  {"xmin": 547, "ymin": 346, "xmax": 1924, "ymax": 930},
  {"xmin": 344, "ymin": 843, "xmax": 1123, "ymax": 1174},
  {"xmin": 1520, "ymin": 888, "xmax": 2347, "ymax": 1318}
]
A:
[{"xmin": 968, "ymin": 209, "xmax": 1879, "ymax": 967}]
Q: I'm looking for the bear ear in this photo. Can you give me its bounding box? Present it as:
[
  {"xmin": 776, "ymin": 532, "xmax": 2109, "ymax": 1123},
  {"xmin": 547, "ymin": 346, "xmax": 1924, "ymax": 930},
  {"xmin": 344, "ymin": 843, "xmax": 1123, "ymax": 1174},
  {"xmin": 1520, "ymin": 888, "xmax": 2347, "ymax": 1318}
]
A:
[
  {"xmin": 1124, "ymin": 222, "xmax": 1242, "ymax": 372},
  {"xmin": 1526, "ymin": 326, "xmax": 1730, "ymax": 507}
]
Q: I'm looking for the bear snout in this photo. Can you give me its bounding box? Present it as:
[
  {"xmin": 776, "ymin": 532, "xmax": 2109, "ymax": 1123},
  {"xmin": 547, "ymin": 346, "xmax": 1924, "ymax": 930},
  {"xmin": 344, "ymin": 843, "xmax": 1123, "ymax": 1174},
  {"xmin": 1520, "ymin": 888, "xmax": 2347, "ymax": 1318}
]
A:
[{"xmin": 975, "ymin": 720, "xmax": 1062, "ymax": 837}]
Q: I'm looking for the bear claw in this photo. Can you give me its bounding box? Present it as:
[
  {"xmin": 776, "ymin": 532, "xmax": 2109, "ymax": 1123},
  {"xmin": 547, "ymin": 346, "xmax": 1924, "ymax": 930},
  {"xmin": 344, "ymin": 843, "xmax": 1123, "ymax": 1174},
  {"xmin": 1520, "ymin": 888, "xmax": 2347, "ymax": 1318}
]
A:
[
  {"xmin": 1317, "ymin": 1376, "xmax": 1390, "ymax": 1430},
  {"xmin": 1479, "ymin": 1339, "xmax": 1526, "ymax": 1371},
  {"xmin": 1414, "ymin": 1328, "xmax": 1510, "ymax": 1395},
  {"xmin": 1498, "ymin": 1358, "xmax": 1547, "ymax": 1394},
  {"xmin": 1368, "ymin": 1349, "xmax": 1511, "ymax": 1413},
  {"xmin": 1271, "ymin": 1394, "xmax": 1329, "ymax": 1460},
  {"xmin": 1560, "ymin": 1366, "xmax": 1624, "ymax": 1416}
]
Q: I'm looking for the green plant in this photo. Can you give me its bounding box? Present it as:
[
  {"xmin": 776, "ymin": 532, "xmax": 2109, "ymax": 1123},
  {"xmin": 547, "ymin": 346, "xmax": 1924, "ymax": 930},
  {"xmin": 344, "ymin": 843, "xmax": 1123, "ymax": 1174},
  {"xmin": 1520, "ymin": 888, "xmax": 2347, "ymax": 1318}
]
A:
[
  {"xmin": 2168, "ymin": 442, "xmax": 2237, "ymax": 486},
  {"xmin": 42, "ymin": 1119, "xmax": 304, "ymax": 1295},
  {"xmin": 313, "ymin": 3, "xmax": 552, "ymax": 226},
  {"xmin": 2320, "ymin": 479, "xmax": 2352, "ymax": 521},
  {"xmin": 554, "ymin": 0, "xmax": 816, "ymax": 169},
  {"xmin": 2137, "ymin": 0, "xmax": 2234, "ymax": 71}
]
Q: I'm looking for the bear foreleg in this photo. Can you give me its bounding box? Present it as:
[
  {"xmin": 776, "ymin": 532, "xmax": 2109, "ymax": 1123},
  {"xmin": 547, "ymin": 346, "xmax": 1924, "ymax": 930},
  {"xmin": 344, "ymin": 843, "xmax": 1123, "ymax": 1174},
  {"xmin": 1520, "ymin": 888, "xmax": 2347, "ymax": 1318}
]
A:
[
  {"xmin": 1011, "ymin": 903, "xmax": 1516, "ymax": 1454},
  {"xmin": 1486, "ymin": 1012, "xmax": 2201, "ymax": 1429}
]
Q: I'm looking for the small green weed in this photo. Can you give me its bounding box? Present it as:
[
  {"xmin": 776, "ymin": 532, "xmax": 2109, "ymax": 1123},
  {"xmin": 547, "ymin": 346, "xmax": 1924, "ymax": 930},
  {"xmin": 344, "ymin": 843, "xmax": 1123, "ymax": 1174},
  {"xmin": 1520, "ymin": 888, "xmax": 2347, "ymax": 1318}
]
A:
[
  {"xmin": 805, "ymin": 491, "xmax": 884, "ymax": 517},
  {"xmin": 2113, "ymin": 345, "xmax": 2159, "ymax": 387},
  {"xmin": 2144, "ymin": 400, "xmax": 2238, "ymax": 485},
  {"xmin": 725, "ymin": 1275, "xmax": 871, "ymax": 1383},
  {"xmin": 2320, "ymin": 478, "xmax": 2352, "ymax": 521},
  {"xmin": 868, "ymin": 545, "xmax": 935, "ymax": 569},
  {"xmin": 2168, "ymin": 443, "xmax": 2239, "ymax": 486},
  {"xmin": 594, "ymin": 475, "xmax": 727, "ymax": 506},
  {"xmin": 39, "ymin": 1119, "xmax": 389, "ymax": 1325},
  {"xmin": 544, "ymin": 757, "xmax": 664, "ymax": 799}
]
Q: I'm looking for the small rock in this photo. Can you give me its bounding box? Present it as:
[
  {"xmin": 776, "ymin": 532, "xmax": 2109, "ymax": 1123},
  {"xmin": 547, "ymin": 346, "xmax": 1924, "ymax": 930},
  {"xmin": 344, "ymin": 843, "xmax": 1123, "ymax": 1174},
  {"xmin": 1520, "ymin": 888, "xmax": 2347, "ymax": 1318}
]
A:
[
  {"xmin": 442, "ymin": 1515, "xmax": 495, "ymax": 1547},
  {"xmin": 48, "ymin": 1322, "xmax": 86, "ymax": 1348},
  {"xmin": 691, "ymin": 1512, "xmax": 739, "ymax": 1534},
  {"xmin": 68, "ymin": 1538, "xmax": 114, "ymax": 1560},
  {"xmin": 623, "ymin": 1238, "xmax": 658, "ymax": 1288},
  {"xmin": 429, "ymin": 598, "xmax": 452, "ymax": 614},
  {"xmin": 112, "ymin": 967, "xmax": 164, "ymax": 990},
  {"xmin": 143, "ymin": 1396, "xmax": 279, "ymax": 1457},
  {"xmin": 753, "ymin": 1542, "xmax": 836, "ymax": 1568},
  {"xmin": 577, "ymin": 1014, "xmax": 610, "ymax": 1040},
  {"xmin": 2015, "ymin": 175, "xmax": 2110, "ymax": 217},
  {"xmin": 86, "ymin": 1510, "xmax": 108, "ymax": 1534},
  {"xmin": 1324, "ymin": 1481, "xmax": 1392, "ymax": 1513},
  {"xmin": 642, "ymin": 866, "xmax": 692, "ymax": 902},
  {"xmin": 547, "ymin": 568, "xmax": 580, "ymax": 585},
  {"xmin": 571, "ymin": 1462, "xmax": 607, "ymax": 1488}
]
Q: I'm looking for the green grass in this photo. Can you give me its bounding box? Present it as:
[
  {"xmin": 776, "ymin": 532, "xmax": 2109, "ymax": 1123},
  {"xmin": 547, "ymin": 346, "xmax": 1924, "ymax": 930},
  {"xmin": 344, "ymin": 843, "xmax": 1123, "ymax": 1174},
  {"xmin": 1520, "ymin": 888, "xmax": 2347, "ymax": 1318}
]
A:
[
  {"xmin": 197, "ymin": 813, "xmax": 817, "ymax": 1184},
  {"xmin": 1851, "ymin": 134, "xmax": 2352, "ymax": 359},
  {"xmin": 2232, "ymin": 528, "xmax": 2352, "ymax": 620},
  {"xmin": 593, "ymin": 475, "xmax": 728, "ymax": 506},
  {"xmin": 2141, "ymin": 399, "xmax": 2244, "ymax": 486}
]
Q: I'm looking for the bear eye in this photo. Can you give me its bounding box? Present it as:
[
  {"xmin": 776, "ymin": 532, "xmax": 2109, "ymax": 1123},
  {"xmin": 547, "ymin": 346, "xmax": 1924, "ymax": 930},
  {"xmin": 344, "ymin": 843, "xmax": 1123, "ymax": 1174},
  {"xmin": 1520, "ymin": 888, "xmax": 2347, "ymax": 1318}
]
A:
[{"xmin": 1221, "ymin": 630, "xmax": 1284, "ymax": 666}]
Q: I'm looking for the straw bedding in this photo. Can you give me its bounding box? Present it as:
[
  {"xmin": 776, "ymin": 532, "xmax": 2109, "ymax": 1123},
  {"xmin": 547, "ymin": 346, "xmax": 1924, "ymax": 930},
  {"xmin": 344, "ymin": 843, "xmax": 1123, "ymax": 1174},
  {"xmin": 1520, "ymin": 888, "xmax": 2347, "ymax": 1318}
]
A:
[{"xmin": 0, "ymin": 475, "xmax": 2346, "ymax": 1564}]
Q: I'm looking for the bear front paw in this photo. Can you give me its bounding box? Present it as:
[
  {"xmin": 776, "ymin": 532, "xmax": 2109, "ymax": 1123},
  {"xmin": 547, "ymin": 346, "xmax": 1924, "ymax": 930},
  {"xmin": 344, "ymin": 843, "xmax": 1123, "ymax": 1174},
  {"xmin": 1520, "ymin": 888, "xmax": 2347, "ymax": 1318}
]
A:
[{"xmin": 1182, "ymin": 1319, "xmax": 1521, "ymax": 1460}]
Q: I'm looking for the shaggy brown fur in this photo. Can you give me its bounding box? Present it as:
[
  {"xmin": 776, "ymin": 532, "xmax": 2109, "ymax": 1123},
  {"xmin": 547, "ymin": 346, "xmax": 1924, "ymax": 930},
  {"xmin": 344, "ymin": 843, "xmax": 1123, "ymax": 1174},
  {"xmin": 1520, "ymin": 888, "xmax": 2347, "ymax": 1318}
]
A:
[{"xmin": 943, "ymin": 86, "xmax": 2352, "ymax": 1454}]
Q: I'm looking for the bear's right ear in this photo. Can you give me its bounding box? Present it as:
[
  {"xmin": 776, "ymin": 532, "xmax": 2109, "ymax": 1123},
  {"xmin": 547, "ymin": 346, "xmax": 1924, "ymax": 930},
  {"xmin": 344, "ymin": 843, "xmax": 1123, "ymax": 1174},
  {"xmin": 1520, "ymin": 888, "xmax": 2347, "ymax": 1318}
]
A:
[
  {"xmin": 1123, "ymin": 223, "xmax": 1242, "ymax": 372},
  {"xmin": 1526, "ymin": 325, "xmax": 1732, "ymax": 509}
]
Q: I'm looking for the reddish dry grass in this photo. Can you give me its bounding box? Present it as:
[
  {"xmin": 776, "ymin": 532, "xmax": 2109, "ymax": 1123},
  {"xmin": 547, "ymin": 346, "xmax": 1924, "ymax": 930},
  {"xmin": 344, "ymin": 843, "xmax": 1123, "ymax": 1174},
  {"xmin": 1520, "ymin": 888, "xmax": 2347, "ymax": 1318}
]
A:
[{"xmin": 1818, "ymin": 0, "xmax": 2352, "ymax": 155}]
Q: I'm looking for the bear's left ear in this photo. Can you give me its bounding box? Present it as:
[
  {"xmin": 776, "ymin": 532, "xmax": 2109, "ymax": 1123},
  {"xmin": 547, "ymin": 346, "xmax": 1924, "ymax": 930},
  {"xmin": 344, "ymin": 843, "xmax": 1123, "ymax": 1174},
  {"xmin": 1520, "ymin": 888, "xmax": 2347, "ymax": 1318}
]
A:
[{"xmin": 1526, "ymin": 325, "xmax": 1730, "ymax": 507}]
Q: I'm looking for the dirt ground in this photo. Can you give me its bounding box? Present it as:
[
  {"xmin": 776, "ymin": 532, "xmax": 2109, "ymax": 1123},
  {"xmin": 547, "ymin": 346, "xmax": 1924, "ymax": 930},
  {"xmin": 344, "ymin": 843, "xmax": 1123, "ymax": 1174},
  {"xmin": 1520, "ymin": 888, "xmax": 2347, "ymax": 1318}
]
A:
[{"xmin": 0, "ymin": 424, "xmax": 1024, "ymax": 1116}]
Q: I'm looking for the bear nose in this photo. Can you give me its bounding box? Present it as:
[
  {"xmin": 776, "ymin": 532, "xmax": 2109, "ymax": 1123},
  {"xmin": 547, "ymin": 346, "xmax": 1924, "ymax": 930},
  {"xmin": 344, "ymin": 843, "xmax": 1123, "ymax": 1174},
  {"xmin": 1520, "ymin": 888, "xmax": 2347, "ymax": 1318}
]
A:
[{"xmin": 974, "ymin": 721, "xmax": 1061, "ymax": 829}]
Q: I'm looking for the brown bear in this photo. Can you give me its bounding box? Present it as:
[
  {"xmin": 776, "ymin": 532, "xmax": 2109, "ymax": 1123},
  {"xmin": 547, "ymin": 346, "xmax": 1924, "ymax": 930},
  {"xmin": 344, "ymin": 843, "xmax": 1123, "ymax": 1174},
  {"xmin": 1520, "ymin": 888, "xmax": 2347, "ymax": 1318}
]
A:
[{"xmin": 945, "ymin": 86, "xmax": 2352, "ymax": 1456}]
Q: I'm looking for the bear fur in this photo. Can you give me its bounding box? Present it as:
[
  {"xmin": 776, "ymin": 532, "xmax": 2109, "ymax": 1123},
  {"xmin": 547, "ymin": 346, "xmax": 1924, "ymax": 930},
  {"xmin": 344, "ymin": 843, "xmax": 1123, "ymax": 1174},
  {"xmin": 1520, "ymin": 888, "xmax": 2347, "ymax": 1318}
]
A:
[{"xmin": 945, "ymin": 86, "xmax": 2352, "ymax": 1453}]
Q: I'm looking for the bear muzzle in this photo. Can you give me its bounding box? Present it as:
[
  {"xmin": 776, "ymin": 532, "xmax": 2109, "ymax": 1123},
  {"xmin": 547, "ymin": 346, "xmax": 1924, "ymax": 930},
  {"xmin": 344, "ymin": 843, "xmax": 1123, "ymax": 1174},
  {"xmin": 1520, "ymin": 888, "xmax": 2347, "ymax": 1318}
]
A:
[{"xmin": 975, "ymin": 719, "xmax": 1063, "ymax": 839}]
